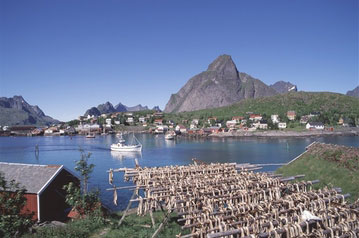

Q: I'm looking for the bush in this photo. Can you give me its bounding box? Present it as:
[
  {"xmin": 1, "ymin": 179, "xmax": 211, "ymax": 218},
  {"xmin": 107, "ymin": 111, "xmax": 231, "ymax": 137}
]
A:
[{"xmin": 0, "ymin": 172, "xmax": 34, "ymax": 238}]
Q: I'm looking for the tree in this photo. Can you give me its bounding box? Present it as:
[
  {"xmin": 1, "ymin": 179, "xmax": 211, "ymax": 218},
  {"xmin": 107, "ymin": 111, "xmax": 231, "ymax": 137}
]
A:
[
  {"xmin": 0, "ymin": 172, "xmax": 34, "ymax": 238},
  {"xmin": 75, "ymin": 149, "xmax": 95, "ymax": 194}
]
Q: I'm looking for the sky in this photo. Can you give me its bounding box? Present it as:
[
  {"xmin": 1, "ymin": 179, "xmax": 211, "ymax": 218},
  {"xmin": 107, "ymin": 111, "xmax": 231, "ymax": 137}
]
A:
[{"xmin": 0, "ymin": 0, "xmax": 358, "ymax": 121}]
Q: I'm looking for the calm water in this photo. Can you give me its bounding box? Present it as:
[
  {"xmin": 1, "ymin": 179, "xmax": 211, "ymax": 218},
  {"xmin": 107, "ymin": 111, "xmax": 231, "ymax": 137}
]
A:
[{"xmin": 0, "ymin": 134, "xmax": 358, "ymax": 210}]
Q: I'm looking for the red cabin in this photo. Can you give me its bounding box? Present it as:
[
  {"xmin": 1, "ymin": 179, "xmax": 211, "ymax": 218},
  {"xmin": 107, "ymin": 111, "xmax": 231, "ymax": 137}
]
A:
[{"xmin": 0, "ymin": 162, "xmax": 79, "ymax": 221}]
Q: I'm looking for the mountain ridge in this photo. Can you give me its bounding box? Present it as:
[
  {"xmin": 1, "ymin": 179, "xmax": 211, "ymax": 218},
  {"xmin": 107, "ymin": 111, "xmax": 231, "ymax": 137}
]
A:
[
  {"xmin": 84, "ymin": 102, "xmax": 159, "ymax": 116},
  {"xmin": 0, "ymin": 96, "xmax": 59, "ymax": 126}
]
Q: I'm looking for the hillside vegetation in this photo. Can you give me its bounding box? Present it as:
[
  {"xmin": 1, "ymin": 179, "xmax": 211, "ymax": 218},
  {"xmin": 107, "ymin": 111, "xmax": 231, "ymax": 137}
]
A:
[
  {"xmin": 276, "ymin": 142, "xmax": 359, "ymax": 202},
  {"xmin": 164, "ymin": 92, "xmax": 359, "ymax": 124}
]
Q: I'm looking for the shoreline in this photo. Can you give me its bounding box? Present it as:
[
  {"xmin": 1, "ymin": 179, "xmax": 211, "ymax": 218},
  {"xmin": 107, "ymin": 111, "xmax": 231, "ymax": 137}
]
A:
[{"xmin": 208, "ymin": 128, "xmax": 359, "ymax": 138}]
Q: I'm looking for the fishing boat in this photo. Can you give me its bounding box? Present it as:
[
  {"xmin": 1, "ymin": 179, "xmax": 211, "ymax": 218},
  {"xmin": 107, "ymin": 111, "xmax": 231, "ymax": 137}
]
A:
[
  {"xmin": 165, "ymin": 131, "xmax": 176, "ymax": 140},
  {"xmin": 111, "ymin": 132, "xmax": 142, "ymax": 152}
]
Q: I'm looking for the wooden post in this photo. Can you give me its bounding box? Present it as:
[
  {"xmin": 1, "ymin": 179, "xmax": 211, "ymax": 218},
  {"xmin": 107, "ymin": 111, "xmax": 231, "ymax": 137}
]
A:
[
  {"xmin": 151, "ymin": 209, "xmax": 171, "ymax": 238},
  {"xmin": 118, "ymin": 189, "xmax": 137, "ymax": 227},
  {"xmin": 149, "ymin": 209, "xmax": 156, "ymax": 228}
]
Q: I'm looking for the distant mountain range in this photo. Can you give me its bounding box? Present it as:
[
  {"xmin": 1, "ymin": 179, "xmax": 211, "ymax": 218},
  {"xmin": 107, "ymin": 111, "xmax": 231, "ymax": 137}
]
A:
[
  {"xmin": 164, "ymin": 55, "xmax": 298, "ymax": 113},
  {"xmin": 346, "ymin": 86, "xmax": 359, "ymax": 98},
  {"xmin": 84, "ymin": 102, "xmax": 160, "ymax": 117},
  {"xmin": 0, "ymin": 96, "xmax": 59, "ymax": 126}
]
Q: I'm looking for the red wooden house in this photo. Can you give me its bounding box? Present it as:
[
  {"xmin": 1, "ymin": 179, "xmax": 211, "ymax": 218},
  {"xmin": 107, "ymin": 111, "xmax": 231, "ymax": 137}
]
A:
[{"xmin": 0, "ymin": 162, "xmax": 79, "ymax": 221}]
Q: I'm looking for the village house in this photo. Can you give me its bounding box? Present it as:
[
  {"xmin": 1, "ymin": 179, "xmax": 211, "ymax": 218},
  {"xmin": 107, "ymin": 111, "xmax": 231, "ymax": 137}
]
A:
[
  {"xmin": 249, "ymin": 114, "xmax": 262, "ymax": 122},
  {"xmin": 139, "ymin": 117, "xmax": 146, "ymax": 123},
  {"xmin": 125, "ymin": 112, "xmax": 133, "ymax": 117},
  {"xmin": 271, "ymin": 115, "xmax": 279, "ymax": 124},
  {"xmin": 100, "ymin": 114, "xmax": 107, "ymax": 118},
  {"xmin": 126, "ymin": 117, "xmax": 134, "ymax": 124},
  {"xmin": 190, "ymin": 123, "xmax": 197, "ymax": 129},
  {"xmin": 114, "ymin": 120, "xmax": 120, "ymax": 125},
  {"xmin": 44, "ymin": 126, "xmax": 59, "ymax": 135},
  {"xmin": 191, "ymin": 119, "xmax": 199, "ymax": 125},
  {"xmin": 208, "ymin": 126, "xmax": 221, "ymax": 134},
  {"xmin": 306, "ymin": 122, "xmax": 324, "ymax": 130},
  {"xmin": 278, "ymin": 122, "xmax": 287, "ymax": 129},
  {"xmin": 105, "ymin": 118, "xmax": 112, "ymax": 128},
  {"xmin": 154, "ymin": 118, "xmax": 163, "ymax": 125},
  {"xmin": 277, "ymin": 122, "xmax": 286, "ymax": 129},
  {"xmin": 338, "ymin": 117, "xmax": 344, "ymax": 125},
  {"xmin": 226, "ymin": 120, "xmax": 237, "ymax": 128},
  {"xmin": 300, "ymin": 115, "xmax": 310, "ymax": 124},
  {"xmin": 287, "ymin": 111, "xmax": 296, "ymax": 120},
  {"xmin": 207, "ymin": 117, "xmax": 217, "ymax": 125},
  {"xmin": 175, "ymin": 124, "xmax": 187, "ymax": 133},
  {"xmin": 0, "ymin": 162, "xmax": 80, "ymax": 221},
  {"xmin": 153, "ymin": 112, "xmax": 163, "ymax": 118},
  {"xmin": 232, "ymin": 116, "xmax": 244, "ymax": 123}
]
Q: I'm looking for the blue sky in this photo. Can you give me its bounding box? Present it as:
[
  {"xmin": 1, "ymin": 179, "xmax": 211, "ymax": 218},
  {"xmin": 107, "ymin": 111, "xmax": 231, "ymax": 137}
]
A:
[{"xmin": 1, "ymin": 0, "xmax": 358, "ymax": 121}]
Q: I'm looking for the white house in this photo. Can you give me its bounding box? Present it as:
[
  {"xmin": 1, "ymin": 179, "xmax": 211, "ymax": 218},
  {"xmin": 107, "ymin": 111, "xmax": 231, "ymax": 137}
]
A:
[
  {"xmin": 139, "ymin": 117, "xmax": 146, "ymax": 123},
  {"xmin": 306, "ymin": 122, "xmax": 324, "ymax": 130},
  {"xmin": 278, "ymin": 122, "xmax": 287, "ymax": 129},
  {"xmin": 191, "ymin": 119, "xmax": 199, "ymax": 125},
  {"xmin": 114, "ymin": 120, "xmax": 120, "ymax": 125},
  {"xmin": 126, "ymin": 117, "xmax": 134, "ymax": 123},
  {"xmin": 259, "ymin": 123, "xmax": 268, "ymax": 130},
  {"xmin": 175, "ymin": 124, "xmax": 187, "ymax": 133},
  {"xmin": 271, "ymin": 115, "xmax": 279, "ymax": 124},
  {"xmin": 190, "ymin": 124, "xmax": 197, "ymax": 129},
  {"xmin": 226, "ymin": 120, "xmax": 237, "ymax": 128}
]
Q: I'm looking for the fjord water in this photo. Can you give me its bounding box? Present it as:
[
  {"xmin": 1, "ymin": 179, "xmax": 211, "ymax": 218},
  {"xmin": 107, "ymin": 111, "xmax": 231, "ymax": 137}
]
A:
[{"xmin": 0, "ymin": 134, "xmax": 358, "ymax": 210}]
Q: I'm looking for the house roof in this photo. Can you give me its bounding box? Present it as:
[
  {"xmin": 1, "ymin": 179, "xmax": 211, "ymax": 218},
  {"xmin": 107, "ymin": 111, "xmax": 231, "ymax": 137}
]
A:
[
  {"xmin": 0, "ymin": 162, "xmax": 71, "ymax": 194},
  {"xmin": 308, "ymin": 122, "xmax": 324, "ymax": 126}
]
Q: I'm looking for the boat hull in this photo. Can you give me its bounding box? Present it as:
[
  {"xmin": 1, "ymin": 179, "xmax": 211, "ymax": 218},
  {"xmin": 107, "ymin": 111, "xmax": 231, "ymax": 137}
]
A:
[{"xmin": 110, "ymin": 144, "xmax": 142, "ymax": 152}]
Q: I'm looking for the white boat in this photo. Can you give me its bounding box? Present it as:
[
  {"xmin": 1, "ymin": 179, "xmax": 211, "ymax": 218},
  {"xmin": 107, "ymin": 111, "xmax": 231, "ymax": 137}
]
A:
[
  {"xmin": 165, "ymin": 131, "xmax": 176, "ymax": 140},
  {"xmin": 111, "ymin": 133, "xmax": 142, "ymax": 152}
]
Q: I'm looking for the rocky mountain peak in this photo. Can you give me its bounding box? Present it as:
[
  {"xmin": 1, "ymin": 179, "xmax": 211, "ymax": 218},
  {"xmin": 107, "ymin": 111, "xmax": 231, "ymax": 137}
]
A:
[
  {"xmin": 164, "ymin": 55, "xmax": 278, "ymax": 113},
  {"xmin": 346, "ymin": 86, "xmax": 359, "ymax": 98},
  {"xmin": 270, "ymin": 81, "xmax": 298, "ymax": 94},
  {"xmin": 207, "ymin": 54, "xmax": 238, "ymax": 79}
]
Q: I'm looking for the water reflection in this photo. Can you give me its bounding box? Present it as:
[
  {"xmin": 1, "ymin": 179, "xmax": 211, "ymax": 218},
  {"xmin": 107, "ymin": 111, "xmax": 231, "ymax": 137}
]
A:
[{"xmin": 110, "ymin": 151, "xmax": 142, "ymax": 161}]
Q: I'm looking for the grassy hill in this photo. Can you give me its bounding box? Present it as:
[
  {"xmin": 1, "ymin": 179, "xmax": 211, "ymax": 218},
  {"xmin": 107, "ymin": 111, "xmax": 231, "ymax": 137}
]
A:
[
  {"xmin": 164, "ymin": 91, "xmax": 359, "ymax": 124},
  {"xmin": 276, "ymin": 142, "xmax": 359, "ymax": 202}
]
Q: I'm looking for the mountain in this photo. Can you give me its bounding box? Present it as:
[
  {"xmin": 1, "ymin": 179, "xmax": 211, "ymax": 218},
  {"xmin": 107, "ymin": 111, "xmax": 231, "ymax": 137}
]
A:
[
  {"xmin": 164, "ymin": 54, "xmax": 278, "ymax": 113},
  {"xmin": 125, "ymin": 104, "xmax": 149, "ymax": 112},
  {"xmin": 114, "ymin": 103, "xmax": 127, "ymax": 112},
  {"xmin": 270, "ymin": 81, "xmax": 297, "ymax": 94},
  {"xmin": 84, "ymin": 102, "xmax": 155, "ymax": 116},
  {"xmin": 0, "ymin": 96, "xmax": 59, "ymax": 126},
  {"xmin": 346, "ymin": 86, "xmax": 359, "ymax": 98},
  {"xmin": 152, "ymin": 106, "xmax": 161, "ymax": 112}
]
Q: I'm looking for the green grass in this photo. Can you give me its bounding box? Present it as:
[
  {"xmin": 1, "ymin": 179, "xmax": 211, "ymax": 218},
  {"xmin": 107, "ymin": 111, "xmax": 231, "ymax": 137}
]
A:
[
  {"xmin": 276, "ymin": 153, "xmax": 359, "ymax": 202},
  {"xmin": 23, "ymin": 215, "xmax": 106, "ymax": 238},
  {"xmin": 104, "ymin": 211, "xmax": 187, "ymax": 238},
  {"xmin": 24, "ymin": 211, "xmax": 186, "ymax": 238}
]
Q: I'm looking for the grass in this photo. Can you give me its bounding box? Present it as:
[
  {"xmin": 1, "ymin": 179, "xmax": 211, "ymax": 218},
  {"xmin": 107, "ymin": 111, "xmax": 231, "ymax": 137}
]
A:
[
  {"xmin": 23, "ymin": 211, "xmax": 186, "ymax": 238},
  {"xmin": 276, "ymin": 145, "xmax": 359, "ymax": 202},
  {"xmin": 103, "ymin": 211, "xmax": 187, "ymax": 238}
]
